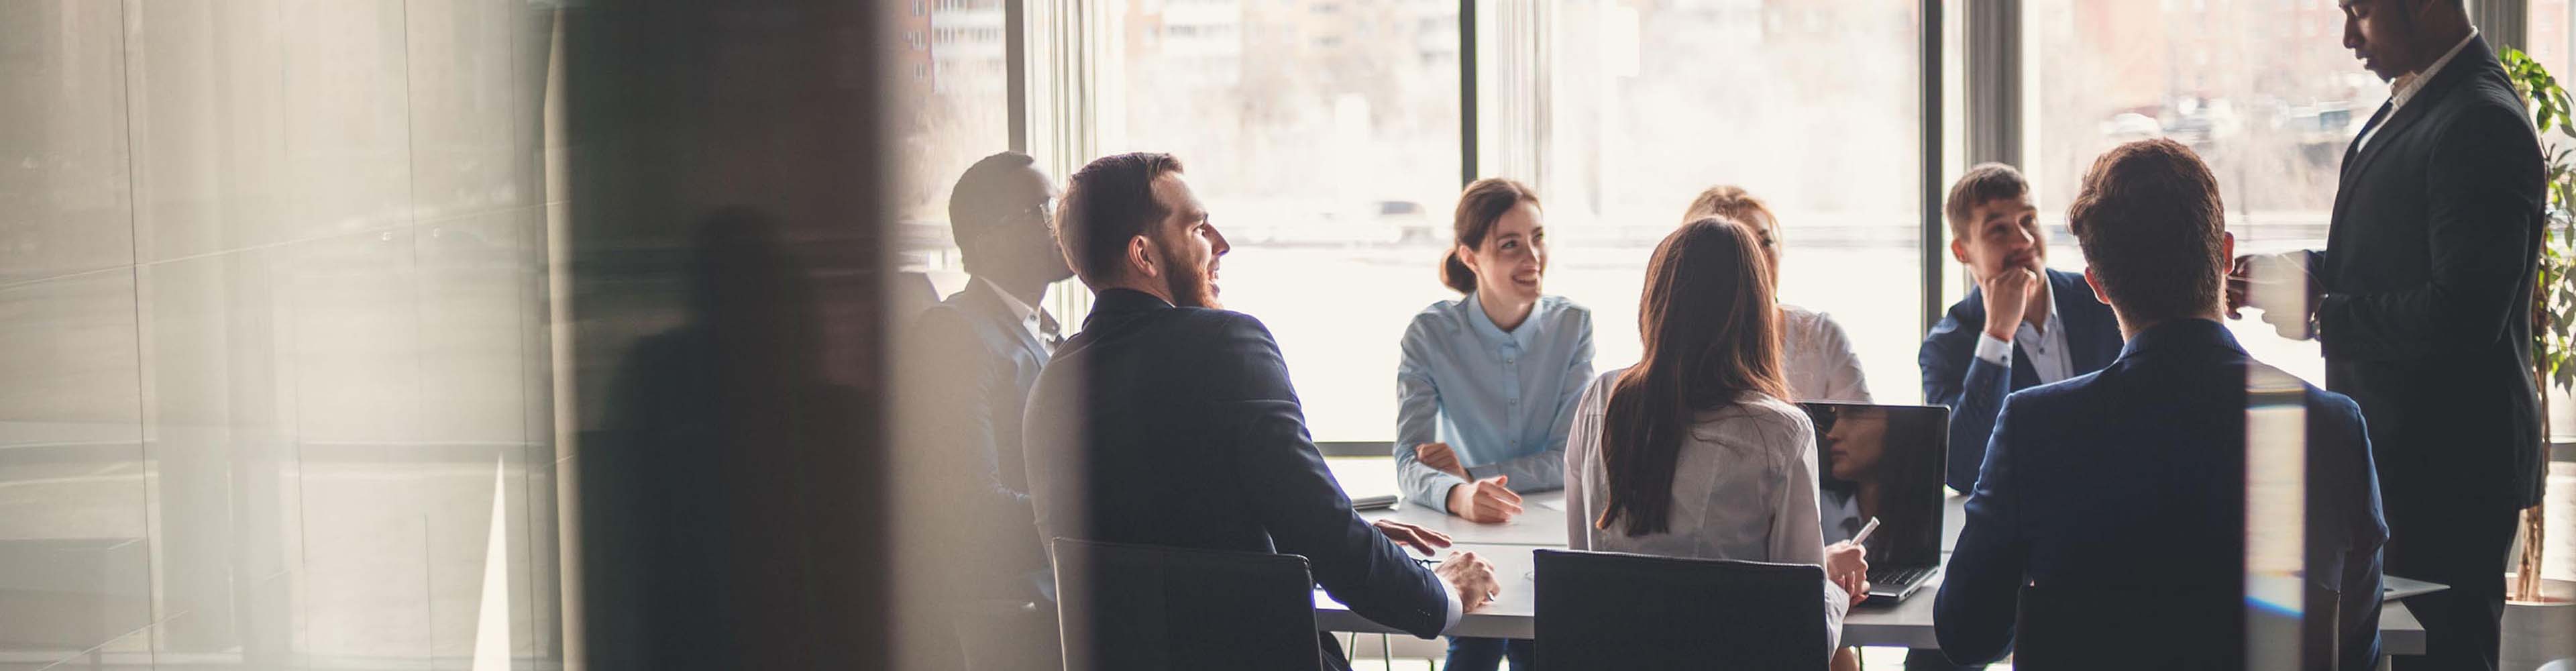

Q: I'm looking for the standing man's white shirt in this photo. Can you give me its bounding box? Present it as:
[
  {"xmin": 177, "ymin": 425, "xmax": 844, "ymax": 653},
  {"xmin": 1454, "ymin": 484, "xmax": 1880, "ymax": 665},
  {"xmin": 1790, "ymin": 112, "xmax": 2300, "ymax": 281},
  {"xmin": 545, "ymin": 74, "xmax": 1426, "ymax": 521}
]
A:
[
  {"xmin": 1971, "ymin": 278, "xmax": 2074, "ymax": 384},
  {"xmin": 2356, "ymin": 28, "xmax": 2481, "ymax": 152}
]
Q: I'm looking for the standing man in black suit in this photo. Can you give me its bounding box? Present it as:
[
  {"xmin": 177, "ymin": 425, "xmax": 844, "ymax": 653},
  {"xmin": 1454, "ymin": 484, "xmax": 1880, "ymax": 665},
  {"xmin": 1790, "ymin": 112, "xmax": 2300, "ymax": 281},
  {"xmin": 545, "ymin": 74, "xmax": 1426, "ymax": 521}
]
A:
[
  {"xmin": 2232, "ymin": 1, "xmax": 2545, "ymax": 668},
  {"xmin": 1023, "ymin": 152, "xmax": 1502, "ymax": 670}
]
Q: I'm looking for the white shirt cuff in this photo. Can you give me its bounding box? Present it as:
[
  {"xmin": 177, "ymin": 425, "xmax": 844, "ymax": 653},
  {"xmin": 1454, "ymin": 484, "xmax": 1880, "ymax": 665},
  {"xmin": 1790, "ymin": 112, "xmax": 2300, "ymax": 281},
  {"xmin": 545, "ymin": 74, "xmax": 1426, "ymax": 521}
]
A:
[
  {"xmin": 1439, "ymin": 579, "xmax": 1466, "ymax": 635},
  {"xmin": 1974, "ymin": 332, "xmax": 2015, "ymax": 368},
  {"xmin": 1821, "ymin": 579, "xmax": 1851, "ymax": 651}
]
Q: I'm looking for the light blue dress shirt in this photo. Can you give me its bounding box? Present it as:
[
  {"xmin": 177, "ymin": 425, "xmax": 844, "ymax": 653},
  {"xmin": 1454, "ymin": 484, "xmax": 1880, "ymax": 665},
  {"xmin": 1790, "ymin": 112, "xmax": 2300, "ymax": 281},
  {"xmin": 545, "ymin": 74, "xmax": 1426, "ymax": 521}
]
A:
[{"xmin": 1394, "ymin": 293, "xmax": 1594, "ymax": 511}]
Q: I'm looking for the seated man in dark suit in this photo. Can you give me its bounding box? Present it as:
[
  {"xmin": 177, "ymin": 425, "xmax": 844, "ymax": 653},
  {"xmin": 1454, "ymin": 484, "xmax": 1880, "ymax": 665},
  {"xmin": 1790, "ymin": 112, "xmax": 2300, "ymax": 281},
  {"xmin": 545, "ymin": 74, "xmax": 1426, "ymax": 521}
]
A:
[
  {"xmin": 906, "ymin": 152, "xmax": 1071, "ymax": 598},
  {"xmin": 1023, "ymin": 152, "xmax": 1501, "ymax": 670},
  {"xmin": 1921, "ymin": 163, "xmax": 2125, "ymax": 494},
  {"xmin": 898, "ymin": 152, "xmax": 1073, "ymax": 669},
  {"xmin": 1935, "ymin": 139, "xmax": 2387, "ymax": 670}
]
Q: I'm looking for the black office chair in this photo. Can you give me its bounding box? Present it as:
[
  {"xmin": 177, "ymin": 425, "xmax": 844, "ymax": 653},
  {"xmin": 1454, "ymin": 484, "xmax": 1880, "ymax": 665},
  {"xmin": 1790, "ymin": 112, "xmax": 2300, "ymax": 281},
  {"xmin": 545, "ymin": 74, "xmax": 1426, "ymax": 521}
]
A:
[
  {"xmin": 953, "ymin": 598, "xmax": 1063, "ymax": 671},
  {"xmin": 1050, "ymin": 537, "xmax": 1324, "ymax": 671},
  {"xmin": 1533, "ymin": 548, "xmax": 1830, "ymax": 670},
  {"xmin": 2012, "ymin": 583, "xmax": 2343, "ymax": 670},
  {"xmin": 892, "ymin": 270, "xmax": 942, "ymax": 321}
]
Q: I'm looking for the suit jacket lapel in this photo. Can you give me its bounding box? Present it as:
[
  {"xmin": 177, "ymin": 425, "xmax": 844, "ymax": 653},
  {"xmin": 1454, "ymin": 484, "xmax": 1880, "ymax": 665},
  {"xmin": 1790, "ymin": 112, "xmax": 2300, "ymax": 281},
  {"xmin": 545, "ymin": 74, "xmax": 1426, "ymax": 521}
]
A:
[
  {"xmin": 2047, "ymin": 269, "xmax": 2119, "ymax": 373},
  {"xmin": 2337, "ymin": 35, "xmax": 2494, "ymax": 206},
  {"xmin": 2341, "ymin": 101, "xmax": 2392, "ymax": 176},
  {"xmin": 965, "ymin": 280, "xmax": 1049, "ymax": 363},
  {"xmin": 2330, "ymin": 100, "xmax": 2394, "ymax": 236}
]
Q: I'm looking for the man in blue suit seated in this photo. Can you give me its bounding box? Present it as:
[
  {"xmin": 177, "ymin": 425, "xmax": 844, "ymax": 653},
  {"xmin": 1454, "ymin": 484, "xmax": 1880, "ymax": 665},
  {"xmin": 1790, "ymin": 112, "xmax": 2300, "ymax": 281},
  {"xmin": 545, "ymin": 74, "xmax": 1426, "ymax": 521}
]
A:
[
  {"xmin": 905, "ymin": 152, "xmax": 1073, "ymax": 609},
  {"xmin": 1024, "ymin": 152, "xmax": 1503, "ymax": 671},
  {"xmin": 1935, "ymin": 139, "xmax": 2387, "ymax": 670},
  {"xmin": 1921, "ymin": 163, "xmax": 2125, "ymax": 495}
]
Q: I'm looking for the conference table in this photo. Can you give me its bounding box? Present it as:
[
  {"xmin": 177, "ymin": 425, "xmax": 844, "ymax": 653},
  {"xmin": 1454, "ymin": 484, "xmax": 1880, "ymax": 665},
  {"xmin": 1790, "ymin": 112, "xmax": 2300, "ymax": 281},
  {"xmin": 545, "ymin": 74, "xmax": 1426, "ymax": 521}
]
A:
[{"xmin": 1319, "ymin": 491, "xmax": 2428, "ymax": 659}]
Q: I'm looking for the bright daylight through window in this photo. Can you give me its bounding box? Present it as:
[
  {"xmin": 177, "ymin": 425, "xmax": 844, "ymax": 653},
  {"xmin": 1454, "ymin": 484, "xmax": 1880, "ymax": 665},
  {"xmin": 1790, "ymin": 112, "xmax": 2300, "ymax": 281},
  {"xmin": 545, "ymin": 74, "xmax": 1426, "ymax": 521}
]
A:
[
  {"xmin": 894, "ymin": 0, "xmax": 2397, "ymax": 438},
  {"xmin": 2029, "ymin": 0, "xmax": 2359, "ymax": 382}
]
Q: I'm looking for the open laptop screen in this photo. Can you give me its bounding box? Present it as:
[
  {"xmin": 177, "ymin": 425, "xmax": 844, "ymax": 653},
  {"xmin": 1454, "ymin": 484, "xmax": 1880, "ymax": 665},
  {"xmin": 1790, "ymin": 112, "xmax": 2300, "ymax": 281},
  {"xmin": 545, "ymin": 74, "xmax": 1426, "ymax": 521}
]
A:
[{"xmin": 1801, "ymin": 402, "xmax": 1949, "ymax": 568}]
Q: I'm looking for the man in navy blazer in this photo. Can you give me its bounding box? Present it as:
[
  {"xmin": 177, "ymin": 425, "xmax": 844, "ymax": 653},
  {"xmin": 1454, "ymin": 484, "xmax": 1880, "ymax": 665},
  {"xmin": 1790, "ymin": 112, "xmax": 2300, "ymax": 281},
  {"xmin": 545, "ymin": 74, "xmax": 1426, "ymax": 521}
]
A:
[
  {"xmin": 905, "ymin": 152, "xmax": 1074, "ymax": 606},
  {"xmin": 899, "ymin": 152, "xmax": 1079, "ymax": 670},
  {"xmin": 1937, "ymin": 140, "xmax": 2387, "ymax": 669},
  {"xmin": 1023, "ymin": 153, "xmax": 1501, "ymax": 671},
  {"xmin": 1922, "ymin": 163, "xmax": 2125, "ymax": 494}
]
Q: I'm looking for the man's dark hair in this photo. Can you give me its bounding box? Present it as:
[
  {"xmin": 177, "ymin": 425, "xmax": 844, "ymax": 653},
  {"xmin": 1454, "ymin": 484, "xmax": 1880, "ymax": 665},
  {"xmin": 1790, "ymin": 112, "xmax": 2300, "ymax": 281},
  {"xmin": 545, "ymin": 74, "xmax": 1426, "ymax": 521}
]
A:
[
  {"xmin": 1057, "ymin": 152, "xmax": 1184, "ymax": 287},
  {"xmin": 1943, "ymin": 163, "xmax": 2031, "ymax": 239},
  {"xmin": 947, "ymin": 152, "xmax": 1038, "ymax": 237},
  {"xmin": 2066, "ymin": 138, "xmax": 2228, "ymax": 323}
]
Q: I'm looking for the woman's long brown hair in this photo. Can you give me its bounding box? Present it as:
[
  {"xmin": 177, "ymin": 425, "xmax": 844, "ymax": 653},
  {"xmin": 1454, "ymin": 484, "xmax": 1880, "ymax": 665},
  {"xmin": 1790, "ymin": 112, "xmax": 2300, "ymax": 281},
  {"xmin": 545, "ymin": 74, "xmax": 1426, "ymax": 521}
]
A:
[{"xmin": 1597, "ymin": 217, "xmax": 1788, "ymax": 537}]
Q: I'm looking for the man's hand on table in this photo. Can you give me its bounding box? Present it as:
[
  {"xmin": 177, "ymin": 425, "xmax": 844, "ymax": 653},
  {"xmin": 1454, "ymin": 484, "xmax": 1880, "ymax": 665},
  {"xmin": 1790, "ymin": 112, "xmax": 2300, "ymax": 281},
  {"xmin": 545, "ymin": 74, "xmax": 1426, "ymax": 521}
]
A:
[
  {"xmin": 1436, "ymin": 550, "xmax": 1502, "ymax": 612},
  {"xmin": 1371, "ymin": 519, "xmax": 1453, "ymax": 555}
]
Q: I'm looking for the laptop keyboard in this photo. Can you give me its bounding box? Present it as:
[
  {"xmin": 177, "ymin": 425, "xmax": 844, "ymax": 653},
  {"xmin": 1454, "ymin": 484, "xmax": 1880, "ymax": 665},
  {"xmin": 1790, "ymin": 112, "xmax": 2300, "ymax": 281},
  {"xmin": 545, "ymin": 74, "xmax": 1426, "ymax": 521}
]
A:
[{"xmin": 1869, "ymin": 566, "xmax": 1933, "ymax": 588}]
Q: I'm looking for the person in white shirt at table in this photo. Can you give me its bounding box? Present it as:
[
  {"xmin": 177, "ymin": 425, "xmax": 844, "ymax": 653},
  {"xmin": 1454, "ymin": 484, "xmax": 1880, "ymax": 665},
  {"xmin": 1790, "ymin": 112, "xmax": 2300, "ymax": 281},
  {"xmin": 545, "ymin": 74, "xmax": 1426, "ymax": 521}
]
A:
[
  {"xmin": 1394, "ymin": 178, "xmax": 1595, "ymax": 670},
  {"xmin": 1564, "ymin": 216, "xmax": 1870, "ymax": 666},
  {"xmin": 1682, "ymin": 185, "xmax": 1871, "ymax": 403}
]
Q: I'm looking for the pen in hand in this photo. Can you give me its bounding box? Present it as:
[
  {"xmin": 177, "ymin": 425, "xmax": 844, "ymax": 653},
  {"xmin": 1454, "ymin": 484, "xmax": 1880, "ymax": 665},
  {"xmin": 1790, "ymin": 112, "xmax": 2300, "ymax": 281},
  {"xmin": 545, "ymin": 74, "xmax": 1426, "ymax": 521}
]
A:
[{"xmin": 1851, "ymin": 517, "xmax": 1881, "ymax": 547}]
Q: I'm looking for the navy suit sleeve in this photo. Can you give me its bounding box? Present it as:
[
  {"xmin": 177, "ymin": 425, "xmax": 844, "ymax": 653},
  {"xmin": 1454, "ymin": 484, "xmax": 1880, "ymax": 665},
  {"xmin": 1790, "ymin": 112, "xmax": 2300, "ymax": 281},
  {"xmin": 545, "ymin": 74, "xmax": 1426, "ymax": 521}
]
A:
[
  {"xmin": 2318, "ymin": 103, "xmax": 2544, "ymax": 360},
  {"xmin": 1922, "ymin": 299, "xmax": 2015, "ymax": 492},
  {"xmin": 2320, "ymin": 394, "xmax": 2388, "ymax": 670},
  {"xmin": 1935, "ymin": 393, "xmax": 2030, "ymax": 666},
  {"xmin": 1207, "ymin": 312, "xmax": 1452, "ymax": 638},
  {"xmin": 906, "ymin": 307, "xmax": 1034, "ymax": 518}
]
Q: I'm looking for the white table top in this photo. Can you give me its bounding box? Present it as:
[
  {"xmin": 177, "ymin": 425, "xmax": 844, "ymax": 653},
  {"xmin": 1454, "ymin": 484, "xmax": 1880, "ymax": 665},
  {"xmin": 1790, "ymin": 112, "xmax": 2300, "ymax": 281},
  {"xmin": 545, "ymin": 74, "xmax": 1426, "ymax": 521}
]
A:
[
  {"xmin": 1316, "ymin": 544, "xmax": 2426, "ymax": 654},
  {"xmin": 1338, "ymin": 493, "xmax": 2428, "ymax": 655},
  {"xmin": 1362, "ymin": 491, "xmax": 1964, "ymax": 551},
  {"xmin": 1363, "ymin": 491, "xmax": 1575, "ymax": 547}
]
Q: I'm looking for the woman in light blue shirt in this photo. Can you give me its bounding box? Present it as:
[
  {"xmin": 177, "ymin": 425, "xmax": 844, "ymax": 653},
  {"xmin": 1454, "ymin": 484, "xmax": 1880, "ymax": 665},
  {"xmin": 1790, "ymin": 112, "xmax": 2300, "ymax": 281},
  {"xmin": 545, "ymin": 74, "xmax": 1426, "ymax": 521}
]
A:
[{"xmin": 1395, "ymin": 178, "xmax": 1593, "ymax": 670}]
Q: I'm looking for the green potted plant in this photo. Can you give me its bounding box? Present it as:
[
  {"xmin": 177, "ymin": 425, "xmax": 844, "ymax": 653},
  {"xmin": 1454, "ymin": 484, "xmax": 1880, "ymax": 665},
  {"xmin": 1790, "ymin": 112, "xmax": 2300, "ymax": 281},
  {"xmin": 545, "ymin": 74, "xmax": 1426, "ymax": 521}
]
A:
[{"xmin": 2501, "ymin": 46, "xmax": 2576, "ymax": 670}]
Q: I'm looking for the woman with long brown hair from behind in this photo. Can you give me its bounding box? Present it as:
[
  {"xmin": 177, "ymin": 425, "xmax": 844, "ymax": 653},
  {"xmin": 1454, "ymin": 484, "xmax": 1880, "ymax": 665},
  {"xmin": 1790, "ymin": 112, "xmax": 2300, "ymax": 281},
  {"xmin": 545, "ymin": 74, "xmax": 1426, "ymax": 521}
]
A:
[{"xmin": 1561, "ymin": 217, "xmax": 1871, "ymax": 657}]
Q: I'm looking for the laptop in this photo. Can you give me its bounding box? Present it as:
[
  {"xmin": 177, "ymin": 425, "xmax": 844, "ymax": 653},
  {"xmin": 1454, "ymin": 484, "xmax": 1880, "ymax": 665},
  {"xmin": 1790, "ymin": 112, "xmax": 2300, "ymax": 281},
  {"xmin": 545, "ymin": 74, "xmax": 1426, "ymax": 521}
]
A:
[{"xmin": 1801, "ymin": 402, "xmax": 1951, "ymax": 604}]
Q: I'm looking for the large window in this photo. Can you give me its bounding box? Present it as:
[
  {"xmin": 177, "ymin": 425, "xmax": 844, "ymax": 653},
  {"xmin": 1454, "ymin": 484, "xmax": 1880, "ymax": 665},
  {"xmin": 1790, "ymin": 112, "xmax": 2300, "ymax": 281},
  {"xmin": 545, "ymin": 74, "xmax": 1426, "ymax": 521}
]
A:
[
  {"xmin": 2533, "ymin": 0, "xmax": 2573, "ymax": 77},
  {"xmin": 2029, "ymin": 0, "xmax": 2358, "ymax": 382},
  {"xmin": 955, "ymin": 0, "xmax": 2396, "ymax": 440},
  {"xmin": 889, "ymin": 0, "xmax": 1014, "ymax": 275},
  {"xmin": 1097, "ymin": 0, "xmax": 1937, "ymax": 440},
  {"xmin": 1104, "ymin": 0, "xmax": 1464, "ymax": 441},
  {"xmin": 1539, "ymin": 1, "xmax": 1932, "ymax": 407}
]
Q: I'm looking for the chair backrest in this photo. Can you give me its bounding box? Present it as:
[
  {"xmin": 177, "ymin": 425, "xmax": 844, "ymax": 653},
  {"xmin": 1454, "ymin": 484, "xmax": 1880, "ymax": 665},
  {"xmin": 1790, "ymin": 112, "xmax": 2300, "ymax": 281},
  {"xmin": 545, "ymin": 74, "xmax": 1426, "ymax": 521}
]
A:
[
  {"xmin": 2014, "ymin": 583, "xmax": 2341, "ymax": 671},
  {"xmin": 1533, "ymin": 549, "xmax": 1829, "ymax": 670},
  {"xmin": 1051, "ymin": 537, "xmax": 1323, "ymax": 671},
  {"xmin": 892, "ymin": 271, "xmax": 941, "ymax": 322},
  {"xmin": 952, "ymin": 599, "xmax": 1063, "ymax": 671}
]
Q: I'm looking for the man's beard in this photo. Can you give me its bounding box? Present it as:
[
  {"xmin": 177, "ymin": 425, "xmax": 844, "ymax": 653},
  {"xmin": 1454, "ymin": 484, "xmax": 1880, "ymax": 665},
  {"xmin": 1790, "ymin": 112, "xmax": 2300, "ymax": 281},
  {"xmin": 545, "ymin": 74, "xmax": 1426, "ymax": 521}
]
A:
[{"xmin": 1160, "ymin": 246, "xmax": 1222, "ymax": 309}]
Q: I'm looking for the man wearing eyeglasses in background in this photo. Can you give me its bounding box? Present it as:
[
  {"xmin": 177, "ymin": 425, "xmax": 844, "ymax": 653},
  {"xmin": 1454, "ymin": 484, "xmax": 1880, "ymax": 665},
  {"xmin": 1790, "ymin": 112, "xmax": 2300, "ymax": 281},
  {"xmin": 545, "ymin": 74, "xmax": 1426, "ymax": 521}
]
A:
[{"xmin": 902, "ymin": 151, "xmax": 1077, "ymax": 670}]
